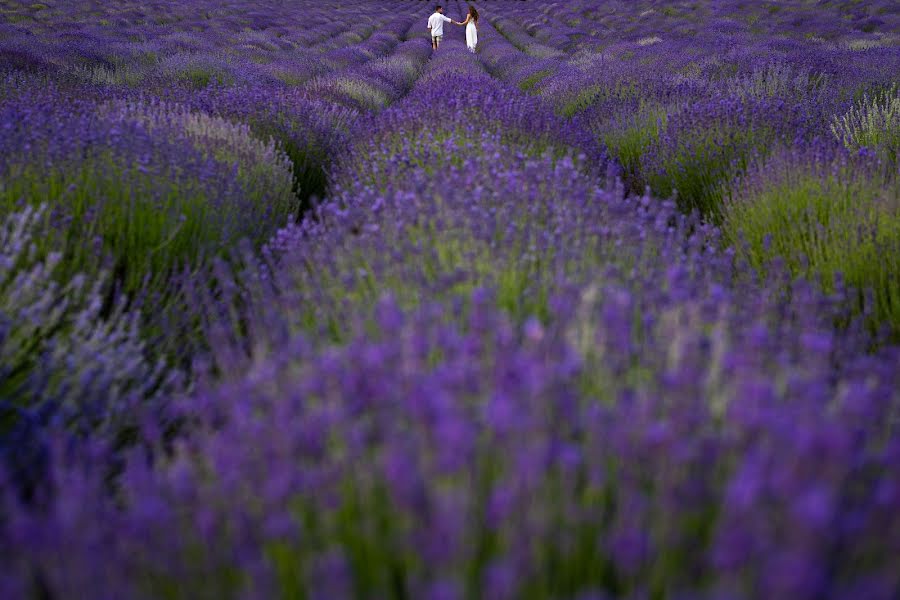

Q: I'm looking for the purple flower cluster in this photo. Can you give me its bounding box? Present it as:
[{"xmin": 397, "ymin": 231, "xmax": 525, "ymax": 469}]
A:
[{"xmin": 2, "ymin": 1, "xmax": 900, "ymax": 598}]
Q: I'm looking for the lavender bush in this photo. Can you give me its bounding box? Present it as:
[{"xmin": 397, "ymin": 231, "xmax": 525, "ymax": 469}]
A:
[
  {"xmin": 640, "ymin": 95, "xmax": 816, "ymax": 217},
  {"xmin": 0, "ymin": 206, "xmax": 179, "ymax": 506},
  {"xmin": 831, "ymin": 84, "xmax": 900, "ymax": 164},
  {"xmin": 0, "ymin": 92, "xmax": 296, "ymax": 296},
  {"xmin": 723, "ymin": 143, "xmax": 900, "ymax": 335}
]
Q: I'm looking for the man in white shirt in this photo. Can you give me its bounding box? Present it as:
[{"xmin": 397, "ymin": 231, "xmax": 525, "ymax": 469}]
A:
[{"xmin": 427, "ymin": 5, "xmax": 452, "ymax": 51}]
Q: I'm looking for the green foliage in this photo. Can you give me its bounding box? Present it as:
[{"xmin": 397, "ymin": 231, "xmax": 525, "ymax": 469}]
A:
[
  {"xmin": 646, "ymin": 124, "xmax": 775, "ymax": 219},
  {"xmin": 726, "ymin": 62, "xmax": 829, "ymax": 104},
  {"xmin": 519, "ymin": 69, "xmax": 552, "ymax": 92},
  {"xmin": 602, "ymin": 103, "xmax": 668, "ymax": 193},
  {"xmin": 557, "ymin": 79, "xmax": 640, "ymax": 119},
  {"xmin": 0, "ymin": 103, "xmax": 296, "ymax": 299},
  {"xmin": 831, "ymin": 84, "xmax": 900, "ymax": 164},
  {"xmin": 560, "ymin": 84, "xmax": 603, "ymax": 118},
  {"xmin": 333, "ymin": 78, "xmax": 391, "ymax": 110},
  {"xmin": 723, "ymin": 154, "xmax": 900, "ymax": 334},
  {"xmin": 0, "ymin": 206, "xmax": 174, "ymax": 433},
  {"xmin": 638, "ymin": 95, "xmax": 797, "ymax": 219},
  {"xmin": 177, "ymin": 66, "xmax": 231, "ymax": 89}
]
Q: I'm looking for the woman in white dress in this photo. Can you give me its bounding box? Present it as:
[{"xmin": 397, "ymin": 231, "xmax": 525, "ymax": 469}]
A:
[{"xmin": 454, "ymin": 6, "xmax": 479, "ymax": 53}]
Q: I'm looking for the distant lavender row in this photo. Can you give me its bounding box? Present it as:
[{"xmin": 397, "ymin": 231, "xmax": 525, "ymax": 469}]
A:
[{"xmin": 0, "ymin": 0, "xmax": 425, "ymax": 87}]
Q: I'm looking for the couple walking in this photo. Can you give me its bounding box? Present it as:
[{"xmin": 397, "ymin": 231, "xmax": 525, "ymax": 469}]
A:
[{"xmin": 428, "ymin": 5, "xmax": 479, "ymax": 52}]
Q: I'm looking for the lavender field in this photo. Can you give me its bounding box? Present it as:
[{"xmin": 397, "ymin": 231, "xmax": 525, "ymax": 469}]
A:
[{"xmin": 2, "ymin": 0, "xmax": 900, "ymax": 597}]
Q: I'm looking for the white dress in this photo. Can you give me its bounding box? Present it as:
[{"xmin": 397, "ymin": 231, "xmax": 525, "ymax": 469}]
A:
[{"xmin": 466, "ymin": 20, "xmax": 478, "ymax": 52}]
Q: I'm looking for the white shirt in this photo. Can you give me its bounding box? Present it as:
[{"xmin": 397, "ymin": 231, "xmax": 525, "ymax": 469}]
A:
[{"xmin": 428, "ymin": 12, "xmax": 451, "ymax": 37}]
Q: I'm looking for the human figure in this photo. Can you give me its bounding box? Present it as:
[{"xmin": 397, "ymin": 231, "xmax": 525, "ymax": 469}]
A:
[
  {"xmin": 454, "ymin": 6, "xmax": 479, "ymax": 53},
  {"xmin": 427, "ymin": 5, "xmax": 452, "ymax": 51}
]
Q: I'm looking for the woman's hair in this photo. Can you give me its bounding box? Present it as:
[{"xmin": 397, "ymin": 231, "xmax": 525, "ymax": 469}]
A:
[{"xmin": 468, "ymin": 6, "xmax": 479, "ymax": 22}]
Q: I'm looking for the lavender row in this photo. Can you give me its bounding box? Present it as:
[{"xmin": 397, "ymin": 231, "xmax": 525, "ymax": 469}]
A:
[
  {"xmin": 470, "ymin": 0, "xmax": 900, "ymax": 333},
  {"xmin": 0, "ymin": 0, "xmax": 424, "ymax": 90},
  {"xmin": 0, "ymin": 2, "xmax": 436, "ymax": 446},
  {"xmin": 7, "ymin": 274, "xmax": 899, "ymax": 598}
]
